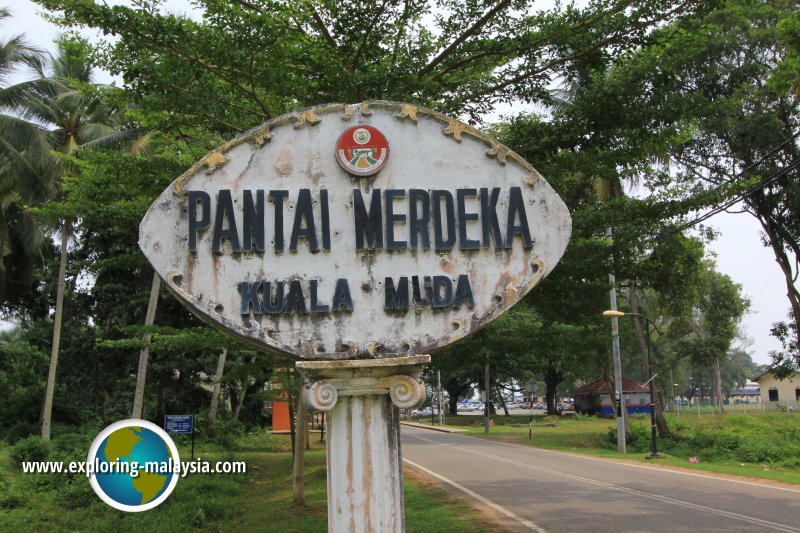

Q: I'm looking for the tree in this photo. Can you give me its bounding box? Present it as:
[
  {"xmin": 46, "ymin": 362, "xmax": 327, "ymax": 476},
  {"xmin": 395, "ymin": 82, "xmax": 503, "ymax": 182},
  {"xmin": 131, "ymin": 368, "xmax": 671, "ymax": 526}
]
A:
[
  {"xmin": 37, "ymin": 0, "xmax": 708, "ymax": 129},
  {"xmin": 0, "ymin": 9, "xmax": 55, "ymax": 308},
  {"xmin": 673, "ymin": 266, "xmax": 750, "ymax": 412},
  {"xmin": 22, "ymin": 36, "xmax": 150, "ymax": 439},
  {"xmin": 698, "ymin": 269, "xmax": 750, "ymax": 412},
  {"xmin": 578, "ymin": 0, "xmax": 800, "ymax": 367},
  {"xmin": 205, "ymin": 348, "xmax": 228, "ymax": 434}
]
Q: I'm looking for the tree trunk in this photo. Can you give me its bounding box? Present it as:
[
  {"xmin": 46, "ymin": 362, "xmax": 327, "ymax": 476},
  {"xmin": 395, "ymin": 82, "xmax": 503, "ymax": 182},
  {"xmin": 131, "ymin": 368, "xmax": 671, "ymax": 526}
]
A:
[
  {"xmin": 544, "ymin": 368, "xmax": 563, "ymax": 416},
  {"xmin": 712, "ymin": 357, "xmax": 724, "ymax": 413},
  {"xmin": 496, "ymin": 386, "xmax": 510, "ymax": 416},
  {"xmin": 132, "ymin": 272, "xmax": 160, "ymax": 419},
  {"xmin": 447, "ymin": 392, "xmax": 459, "ymax": 415},
  {"xmin": 232, "ymin": 387, "xmax": 246, "ymax": 422},
  {"xmin": 628, "ymin": 284, "xmax": 670, "ymax": 438},
  {"xmin": 750, "ymin": 205, "xmax": 800, "ymax": 343},
  {"xmin": 233, "ymin": 356, "xmax": 256, "ymax": 421},
  {"xmin": 288, "ymin": 389, "xmax": 296, "ymax": 459},
  {"xmin": 206, "ymin": 347, "xmax": 228, "ymax": 435},
  {"xmin": 41, "ymin": 228, "xmax": 69, "ymax": 440},
  {"xmin": 292, "ymin": 396, "xmax": 307, "ymax": 507}
]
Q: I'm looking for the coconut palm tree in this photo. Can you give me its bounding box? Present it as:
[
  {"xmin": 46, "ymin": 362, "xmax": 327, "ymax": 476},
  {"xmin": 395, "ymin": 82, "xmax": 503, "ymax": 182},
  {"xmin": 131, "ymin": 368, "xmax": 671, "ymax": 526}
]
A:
[
  {"xmin": 16, "ymin": 35, "xmax": 148, "ymax": 440},
  {"xmin": 0, "ymin": 9, "xmax": 56, "ymax": 305}
]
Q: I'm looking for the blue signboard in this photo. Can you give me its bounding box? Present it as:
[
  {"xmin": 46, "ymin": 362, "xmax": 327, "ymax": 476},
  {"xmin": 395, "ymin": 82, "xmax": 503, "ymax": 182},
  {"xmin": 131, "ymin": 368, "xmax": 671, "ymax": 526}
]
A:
[{"xmin": 164, "ymin": 415, "xmax": 194, "ymax": 434}]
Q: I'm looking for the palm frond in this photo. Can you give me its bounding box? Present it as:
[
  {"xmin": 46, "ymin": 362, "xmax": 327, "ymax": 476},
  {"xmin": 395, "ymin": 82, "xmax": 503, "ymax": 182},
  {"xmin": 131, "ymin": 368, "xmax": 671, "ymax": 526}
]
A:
[
  {"xmin": 80, "ymin": 127, "xmax": 148, "ymax": 153},
  {"xmin": 50, "ymin": 35, "xmax": 94, "ymax": 84},
  {"xmin": 0, "ymin": 79, "xmax": 60, "ymax": 111}
]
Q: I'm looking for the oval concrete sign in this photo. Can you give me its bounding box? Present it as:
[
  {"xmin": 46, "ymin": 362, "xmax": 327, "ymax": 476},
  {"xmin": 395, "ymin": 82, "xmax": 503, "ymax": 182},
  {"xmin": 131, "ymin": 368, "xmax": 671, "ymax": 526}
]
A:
[{"xmin": 139, "ymin": 101, "xmax": 571, "ymax": 359}]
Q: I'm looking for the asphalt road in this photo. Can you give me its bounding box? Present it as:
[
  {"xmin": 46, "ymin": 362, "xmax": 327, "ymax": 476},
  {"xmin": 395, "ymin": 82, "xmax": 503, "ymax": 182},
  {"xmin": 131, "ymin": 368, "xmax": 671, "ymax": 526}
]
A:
[{"xmin": 401, "ymin": 425, "xmax": 800, "ymax": 533}]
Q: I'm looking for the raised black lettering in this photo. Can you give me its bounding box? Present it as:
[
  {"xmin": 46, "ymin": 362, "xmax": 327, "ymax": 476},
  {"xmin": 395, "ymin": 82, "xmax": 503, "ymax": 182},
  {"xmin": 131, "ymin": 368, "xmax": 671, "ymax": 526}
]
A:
[
  {"xmin": 332, "ymin": 278, "xmax": 354, "ymax": 311},
  {"xmin": 283, "ymin": 280, "xmax": 308, "ymax": 314},
  {"xmin": 262, "ymin": 281, "xmax": 284, "ymax": 314},
  {"xmin": 506, "ymin": 187, "xmax": 533, "ymax": 248},
  {"xmin": 409, "ymin": 189, "xmax": 431, "ymax": 250},
  {"xmin": 309, "ymin": 279, "xmax": 330, "ymax": 313},
  {"xmin": 423, "ymin": 276, "xmax": 434, "ymax": 302},
  {"xmin": 384, "ymin": 277, "xmax": 409, "ymax": 311},
  {"xmin": 212, "ymin": 189, "xmax": 241, "ymax": 253},
  {"xmin": 269, "ymin": 190, "xmax": 288, "ymax": 253},
  {"xmin": 480, "ymin": 187, "xmax": 504, "ymax": 249},
  {"xmin": 452, "ymin": 275, "xmax": 475, "ymax": 309},
  {"xmin": 290, "ymin": 189, "xmax": 318, "ymax": 252},
  {"xmin": 188, "ymin": 190, "xmax": 211, "ymax": 252},
  {"xmin": 411, "ymin": 275, "xmax": 429, "ymax": 306},
  {"xmin": 431, "ymin": 276, "xmax": 453, "ymax": 308},
  {"xmin": 457, "ymin": 188, "xmax": 480, "ymax": 249},
  {"xmin": 320, "ymin": 189, "xmax": 331, "ymax": 251},
  {"xmin": 243, "ymin": 190, "xmax": 265, "ymax": 252},
  {"xmin": 385, "ymin": 189, "xmax": 407, "ymax": 250},
  {"xmin": 239, "ymin": 281, "xmax": 262, "ymax": 315},
  {"xmin": 432, "ymin": 190, "xmax": 456, "ymax": 251},
  {"xmin": 353, "ymin": 189, "xmax": 383, "ymax": 250}
]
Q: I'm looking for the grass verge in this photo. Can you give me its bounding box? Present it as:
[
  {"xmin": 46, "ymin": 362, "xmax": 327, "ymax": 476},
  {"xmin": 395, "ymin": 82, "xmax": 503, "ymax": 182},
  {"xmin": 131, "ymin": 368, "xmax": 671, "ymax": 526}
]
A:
[
  {"xmin": 0, "ymin": 432, "xmax": 505, "ymax": 532},
  {"xmin": 409, "ymin": 411, "xmax": 800, "ymax": 485}
]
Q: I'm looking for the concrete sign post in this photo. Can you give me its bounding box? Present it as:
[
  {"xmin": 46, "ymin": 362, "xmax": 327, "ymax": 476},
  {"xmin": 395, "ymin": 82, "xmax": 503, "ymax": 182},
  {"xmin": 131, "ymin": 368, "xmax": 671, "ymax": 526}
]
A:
[
  {"xmin": 298, "ymin": 355, "xmax": 428, "ymax": 531},
  {"xmin": 140, "ymin": 101, "xmax": 571, "ymax": 532}
]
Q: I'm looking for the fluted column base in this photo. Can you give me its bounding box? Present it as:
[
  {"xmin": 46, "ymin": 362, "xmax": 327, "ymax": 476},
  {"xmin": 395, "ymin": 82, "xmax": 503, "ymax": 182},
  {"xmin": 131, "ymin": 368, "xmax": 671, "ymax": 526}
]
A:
[{"xmin": 296, "ymin": 355, "xmax": 430, "ymax": 533}]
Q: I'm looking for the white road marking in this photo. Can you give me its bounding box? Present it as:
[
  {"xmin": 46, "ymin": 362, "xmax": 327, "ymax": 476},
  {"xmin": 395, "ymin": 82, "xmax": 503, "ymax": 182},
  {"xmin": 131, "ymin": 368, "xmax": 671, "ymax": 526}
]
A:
[
  {"xmin": 404, "ymin": 458, "xmax": 547, "ymax": 532},
  {"xmin": 407, "ymin": 433, "xmax": 800, "ymax": 533},
  {"xmin": 480, "ymin": 434, "xmax": 800, "ymax": 494}
]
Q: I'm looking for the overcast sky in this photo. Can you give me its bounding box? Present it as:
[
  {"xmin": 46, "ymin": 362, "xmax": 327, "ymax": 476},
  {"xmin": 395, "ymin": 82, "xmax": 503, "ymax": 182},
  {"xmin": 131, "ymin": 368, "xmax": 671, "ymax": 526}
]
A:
[{"xmin": 5, "ymin": 0, "xmax": 790, "ymax": 365}]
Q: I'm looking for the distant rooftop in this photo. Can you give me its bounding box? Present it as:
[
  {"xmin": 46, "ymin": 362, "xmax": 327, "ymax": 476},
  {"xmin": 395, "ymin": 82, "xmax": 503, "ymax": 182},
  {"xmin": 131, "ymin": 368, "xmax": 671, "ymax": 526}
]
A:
[{"xmin": 575, "ymin": 378, "xmax": 649, "ymax": 395}]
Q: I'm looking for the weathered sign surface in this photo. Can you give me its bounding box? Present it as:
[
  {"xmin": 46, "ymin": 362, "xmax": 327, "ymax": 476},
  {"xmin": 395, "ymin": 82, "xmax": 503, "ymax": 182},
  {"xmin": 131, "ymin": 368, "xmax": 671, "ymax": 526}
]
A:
[{"xmin": 139, "ymin": 101, "xmax": 571, "ymax": 359}]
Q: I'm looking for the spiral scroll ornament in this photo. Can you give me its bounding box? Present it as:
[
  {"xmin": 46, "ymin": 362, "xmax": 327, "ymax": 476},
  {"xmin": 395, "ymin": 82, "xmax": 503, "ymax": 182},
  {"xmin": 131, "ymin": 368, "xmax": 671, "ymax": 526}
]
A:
[
  {"xmin": 388, "ymin": 376, "xmax": 427, "ymax": 409},
  {"xmin": 303, "ymin": 380, "xmax": 338, "ymax": 411}
]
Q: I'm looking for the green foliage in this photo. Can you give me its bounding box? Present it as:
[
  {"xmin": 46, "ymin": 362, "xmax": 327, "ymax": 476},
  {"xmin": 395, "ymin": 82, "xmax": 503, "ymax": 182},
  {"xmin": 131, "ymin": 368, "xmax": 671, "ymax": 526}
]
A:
[
  {"xmin": 600, "ymin": 422, "xmax": 651, "ymax": 453},
  {"xmin": 769, "ymin": 12, "xmax": 800, "ymax": 95},
  {"xmin": 662, "ymin": 414, "xmax": 800, "ymax": 466},
  {"xmin": 36, "ymin": 0, "xmax": 704, "ymax": 132},
  {"xmin": 9, "ymin": 437, "xmax": 51, "ymax": 466}
]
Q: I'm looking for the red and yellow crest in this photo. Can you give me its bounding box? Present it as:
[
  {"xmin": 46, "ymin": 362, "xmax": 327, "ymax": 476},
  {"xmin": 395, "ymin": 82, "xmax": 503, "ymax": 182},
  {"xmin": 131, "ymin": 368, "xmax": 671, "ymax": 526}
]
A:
[{"xmin": 335, "ymin": 125, "xmax": 389, "ymax": 177}]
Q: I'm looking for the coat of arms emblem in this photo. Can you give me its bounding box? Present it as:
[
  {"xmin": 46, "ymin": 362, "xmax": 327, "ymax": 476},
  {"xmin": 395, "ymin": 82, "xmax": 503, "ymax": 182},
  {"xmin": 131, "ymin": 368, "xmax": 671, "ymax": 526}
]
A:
[{"xmin": 335, "ymin": 125, "xmax": 389, "ymax": 176}]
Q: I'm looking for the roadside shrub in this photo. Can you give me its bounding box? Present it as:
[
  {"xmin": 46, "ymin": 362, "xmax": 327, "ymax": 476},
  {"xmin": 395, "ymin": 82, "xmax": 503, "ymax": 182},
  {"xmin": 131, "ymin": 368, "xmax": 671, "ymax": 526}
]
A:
[
  {"xmin": 669, "ymin": 418, "xmax": 692, "ymax": 436},
  {"xmin": 10, "ymin": 436, "xmax": 51, "ymax": 467},
  {"xmin": 0, "ymin": 491, "xmax": 25, "ymax": 509},
  {"xmin": 697, "ymin": 434, "xmax": 741, "ymax": 462},
  {"xmin": 737, "ymin": 441, "xmax": 777, "ymax": 463},
  {"xmin": 1, "ymin": 421, "xmax": 40, "ymax": 444},
  {"xmin": 237, "ymin": 426, "xmax": 276, "ymax": 451},
  {"xmin": 599, "ymin": 423, "xmax": 650, "ymax": 452},
  {"xmin": 208, "ymin": 417, "xmax": 245, "ymax": 450},
  {"xmin": 625, "ymin": 423, "xmax": 651, "ymax": 452},
  {"xmin": 57, "ymin": 479, "xmax": 96, "ymax": 510}
]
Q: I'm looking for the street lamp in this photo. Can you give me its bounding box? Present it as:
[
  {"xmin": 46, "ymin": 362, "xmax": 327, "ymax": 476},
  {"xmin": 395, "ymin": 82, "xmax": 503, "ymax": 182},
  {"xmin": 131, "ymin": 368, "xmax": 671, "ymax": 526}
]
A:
[{"xmin": 602, "ymin": 310, "xmax": 663, "ymax": 459}]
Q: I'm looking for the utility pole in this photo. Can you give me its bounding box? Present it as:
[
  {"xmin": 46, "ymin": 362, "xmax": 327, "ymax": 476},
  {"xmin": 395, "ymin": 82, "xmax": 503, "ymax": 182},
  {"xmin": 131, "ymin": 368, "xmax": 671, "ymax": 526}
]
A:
[
  {"xmin": 437, "ymin": 370, "xmax": 444, "ymax": 426},
  {"xmin": 484, "ymin": 360, "xmax": 491, "ymax": 434},
  {"xmin": 607, "ymin": 229, "xmax": 627, "ymax": 454}
]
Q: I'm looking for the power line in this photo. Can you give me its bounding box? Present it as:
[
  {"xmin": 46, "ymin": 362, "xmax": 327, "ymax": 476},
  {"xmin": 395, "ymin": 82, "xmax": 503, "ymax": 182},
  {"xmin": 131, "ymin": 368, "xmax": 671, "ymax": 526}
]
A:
[{"xmin": 646, "ymin": 155, "xmax": 800, "ymax": 243}]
